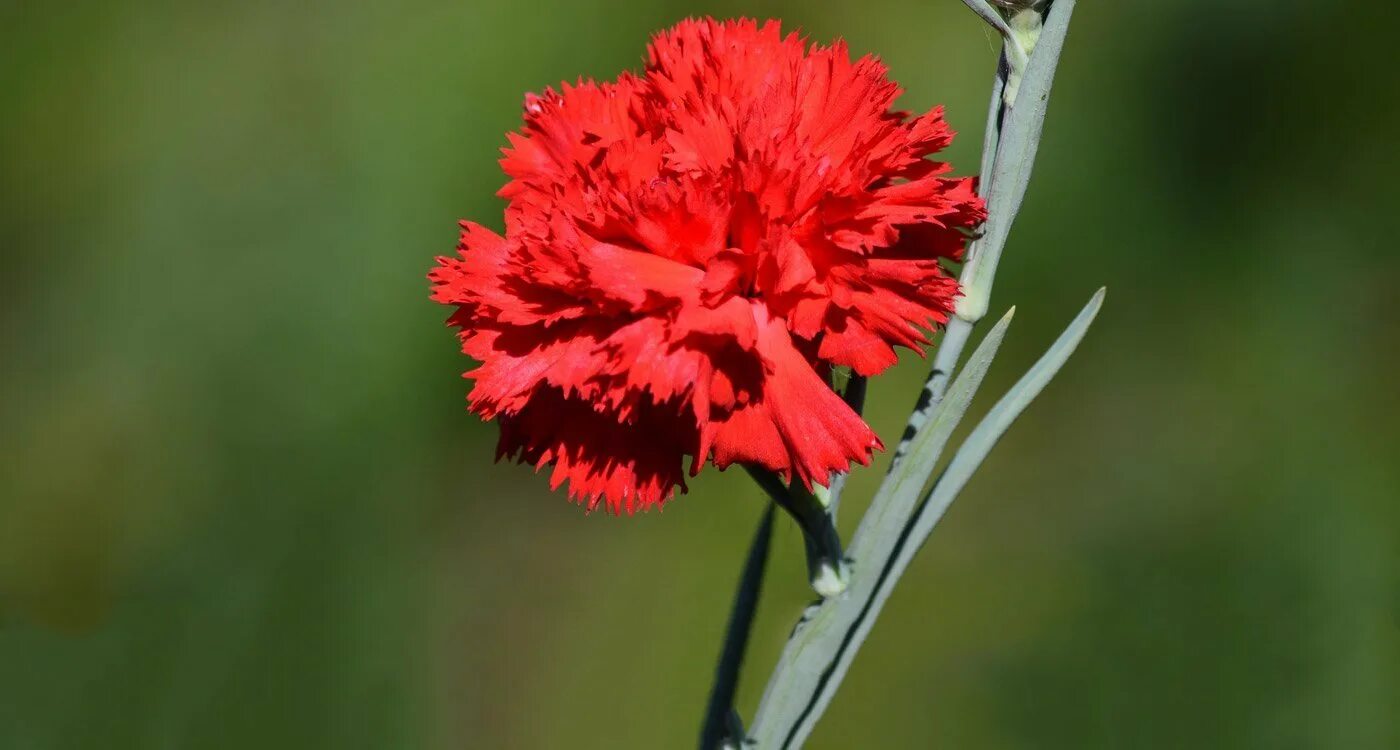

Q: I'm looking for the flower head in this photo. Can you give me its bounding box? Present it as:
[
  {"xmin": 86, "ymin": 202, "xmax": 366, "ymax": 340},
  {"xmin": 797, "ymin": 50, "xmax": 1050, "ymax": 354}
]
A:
[{"xmin": 431, "ymin": 18, "xmax": 984, "ymax": 513}]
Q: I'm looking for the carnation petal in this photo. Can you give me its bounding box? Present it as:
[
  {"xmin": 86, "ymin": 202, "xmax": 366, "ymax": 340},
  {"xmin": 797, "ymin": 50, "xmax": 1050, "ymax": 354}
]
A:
[{"xmin": 432, "ymin": 17, "xmax": 983, "ymax": 512}]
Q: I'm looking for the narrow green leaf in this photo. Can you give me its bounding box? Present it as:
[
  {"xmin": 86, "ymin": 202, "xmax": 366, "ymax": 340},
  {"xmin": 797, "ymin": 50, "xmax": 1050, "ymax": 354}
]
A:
[
  {"xmin": 776, "ymin": 288, "xmax": 1104, "ymax": 749},
  {"xmin": 961, "ymin": 0, "xmax": 1015, "ymax": 39},
  {"xmin": 849, "ymin": 307, "xmax": 1015, "ymax": 564},
  {"xmin": 906, "ymin": 287, "xmax": 1104, "ymax": 553},
  {"xmin": 747, "ymin": 306, "xmax": 1015, "ymax": 748}
]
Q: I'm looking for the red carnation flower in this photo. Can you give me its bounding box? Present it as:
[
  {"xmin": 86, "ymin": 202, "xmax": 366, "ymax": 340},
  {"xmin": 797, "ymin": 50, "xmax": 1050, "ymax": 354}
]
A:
[{"xmin": 431, "ymin": 18, "xmax": 984, "ymax": 513}]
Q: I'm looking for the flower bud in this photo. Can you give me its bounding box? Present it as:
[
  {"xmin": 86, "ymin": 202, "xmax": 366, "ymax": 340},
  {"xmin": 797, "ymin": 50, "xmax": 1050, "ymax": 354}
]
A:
[{"xmin": 1001, "ymin": 2, "xmax": 1047, "ymax": 106}]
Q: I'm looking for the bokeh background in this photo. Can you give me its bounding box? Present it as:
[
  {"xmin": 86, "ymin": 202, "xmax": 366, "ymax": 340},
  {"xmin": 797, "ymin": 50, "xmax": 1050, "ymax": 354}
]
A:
[{"xmin": 3, "ymin": 0, "xmax": 1397, "ymax": 747}]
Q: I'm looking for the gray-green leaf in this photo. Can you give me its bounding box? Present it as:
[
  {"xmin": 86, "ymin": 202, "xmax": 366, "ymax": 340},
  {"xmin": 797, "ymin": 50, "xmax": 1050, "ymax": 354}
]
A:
[{"xmin": 746, "ymin": 306, "xmax": 1016, "ymax": 748}]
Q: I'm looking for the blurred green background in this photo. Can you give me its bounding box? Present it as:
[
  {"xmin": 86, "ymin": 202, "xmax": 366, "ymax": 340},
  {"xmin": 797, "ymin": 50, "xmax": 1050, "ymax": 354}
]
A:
[{"xmin": 3, "ymin": 0, "xmax": 1397, "ymax": 747}]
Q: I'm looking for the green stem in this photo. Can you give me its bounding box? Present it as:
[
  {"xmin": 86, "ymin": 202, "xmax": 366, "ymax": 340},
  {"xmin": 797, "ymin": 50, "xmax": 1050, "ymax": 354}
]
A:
[
  {"xmin": 822, "ymin": 374, "xmax": 868, "ymax": 520},
  {"xmin": 745, "ymin": 466, "xmax": 849, "ymax": 598},
  {"xmin": 699, "ymin": 504, "xmax": 775, "ymax": 750}
]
